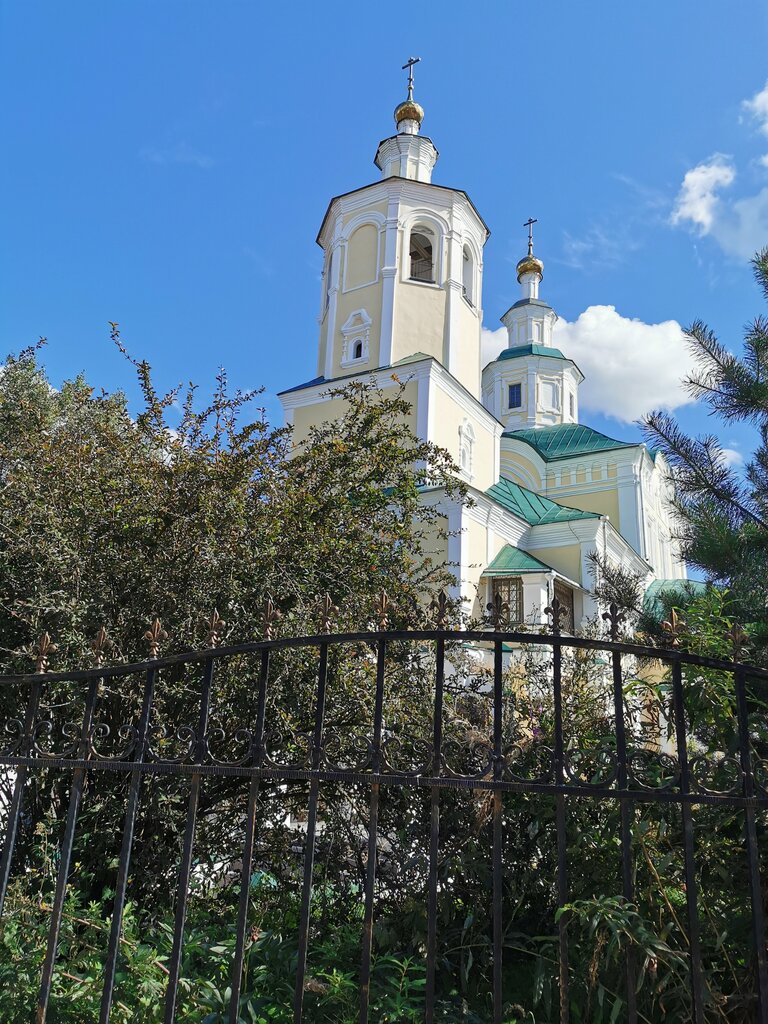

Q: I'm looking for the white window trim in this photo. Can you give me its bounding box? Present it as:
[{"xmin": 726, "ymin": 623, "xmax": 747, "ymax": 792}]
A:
[{"xmin": 340, "ymin": 308, "xmax": 372, "ymax": 368}]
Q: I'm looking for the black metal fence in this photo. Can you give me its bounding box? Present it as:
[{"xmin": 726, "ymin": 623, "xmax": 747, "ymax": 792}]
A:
[{"xmin": 0, "ymin": 596, "xmax": 767, "ymax": 1023}]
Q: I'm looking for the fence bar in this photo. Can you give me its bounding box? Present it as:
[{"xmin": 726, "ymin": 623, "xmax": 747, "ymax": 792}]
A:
[
  {"xmin": 358, "ymin": 637, "xmax": 386, "ymax": 1024},
  {"xmin": 163, "ymin": 656, "xmax": 216, "ymax": 1023},
  {"xmin": 553, "ymin": 638, "xmax": 569, "ymax": 1024},
  {"xmin": 670, "ymin": 659, "xmax": 705, "ymax": 1023},
  {"xmin": 36, "ymin": 676, "xmax": 100, "ymax": 1023},
  {"xmin": 492, "ymin": 638, "xmax": 504, "ymax": 1024},
  {"xmin": 0, "ymin": 678, "xmax": 43, "ymax": 916},
  {"xmin": 99, "ymin": 664, "xmax": 158, "ymax": 1023},
  {"xmin": 293, "ymin": 642, "xmax": 330, "ymax": 1022},
  {"xmin": 735, "ymin": 667, "xmax": 768, "ymax": 1019},
  {"xmin": 610, "ymin": 648, "xmax": 637, "ymax": 1022},
  {"xmin": 229, "ymin": 648, "xmax": 271, "ymax": 1023},
  {"xmin": 425, "ymin": 635, "xmax": 445, "ymax": 1024}
]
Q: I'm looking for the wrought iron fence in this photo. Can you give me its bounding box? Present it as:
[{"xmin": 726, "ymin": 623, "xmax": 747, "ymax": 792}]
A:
[{"xmin": 0, "ymin": 595, "xmax": 767, "ymax": 1023}]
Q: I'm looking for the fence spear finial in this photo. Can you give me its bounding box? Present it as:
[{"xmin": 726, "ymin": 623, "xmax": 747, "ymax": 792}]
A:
[
  {"xmin": 91, "ymin": 626, "xmax": 110, "ymax": 668},
  {"xmin": 601, "ymin": 602, "xmax": 626, "ymax": 643},
  {"xmin": 429, "ymin": 590, "xmax": 450, "ymax": 630},
  {"xmin": 375, "ymin": 591, "xmax": 390, "ymax": 631},
  {"xmin": 661, "ymin": 608, "xmax": 684, "ymax": 648},
  {"xmin": 316, "ymin": 594, "xmax": 338, "ymax": 634},
  {"xmin": 205, "ymin": 609, "xmax": 226, "ymax": 648},
  {"xmin": 33, "ymin": 632, "xmax": 57, "ymax": 674},
  {"xmin": 545, "ymin": 596, "xmax": 565, "ymax": 636},
  {"xmin": 728, "ymin": 622, "xmax": 748, "ymax": 662},
  {"xmin": 260, "ymin": 596, "xmax": 281, "ymax": 641},
  {"xmin": 144, "ymin": 616, "xmax": 167, "ymax": 660},
  {"xmin": 486, "ymin": 591, "xmax": 509, "ymax": 631}
]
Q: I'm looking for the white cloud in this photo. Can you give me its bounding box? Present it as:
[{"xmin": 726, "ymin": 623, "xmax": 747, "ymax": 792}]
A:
[
  {"xmin": 759, "ymin": 154, "xmax": 768, "ymax": 169},
  {"xmin": 670, "ymin": 154, "xmax": 736, "ymax": 233},
  {"xmin": 743, "ymin": 80, "xmax": 768, "ymax": 136},
  {"xmin": 670, "ymin": 154, "xmax": 768, "ymax": 259},
  {"xmin": 719, "ymin": 447, "xmax": 744, "ymax": 467},
  {"xmin": 139, "ymin": 142, "xmax": 214, "ymax": 169},
  {"xmin": 482, "ymin": 306, "xmax": 694, "ymax": 423}
]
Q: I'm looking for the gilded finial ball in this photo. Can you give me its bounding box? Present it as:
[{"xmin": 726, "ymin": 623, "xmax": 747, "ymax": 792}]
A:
[
  {"xmin": 516, "ymin": 254, "xmax": 544, "ymax": 282},
  {"xmin": 394, "ymin": 98, "xmax": 424, "ymax": 128}
]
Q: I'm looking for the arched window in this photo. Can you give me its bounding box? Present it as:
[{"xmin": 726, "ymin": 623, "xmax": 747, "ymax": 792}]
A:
[
  {"xmin": 458, "ymin": 419, "xmax": 475, "ymax": 478},
  {"xmin": 462, "ymin": 245, "xmax": 474, "ymax": 305},
  {"xmin": 409, "ymin": 228, "xmax": 434, "ymax": 282},
  {"xmin": 353, "ymin": 340, "xmax": 363, "ymax": 360}
]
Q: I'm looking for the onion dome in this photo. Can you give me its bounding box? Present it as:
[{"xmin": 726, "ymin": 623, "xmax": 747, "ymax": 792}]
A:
[
  {"xmin": 516, "ymin": 253, "xmax": 544, "ymax": 281},
  {"xmin": 394, "ymin": 97, "xmax": 424, "ymax": 128}
]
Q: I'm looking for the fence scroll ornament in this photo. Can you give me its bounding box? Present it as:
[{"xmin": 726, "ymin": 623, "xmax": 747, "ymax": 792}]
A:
[{"xmin": 0, "ymin": 600, "xmax": 766, "ymax": 1023}]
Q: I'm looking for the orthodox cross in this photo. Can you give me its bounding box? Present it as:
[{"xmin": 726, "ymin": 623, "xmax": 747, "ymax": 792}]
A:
[
  {"xmin": 402, "ymin": 56, "xmax": 421, "ymax": 100},
  {"xmin": 523, "ymin": 217, "xmax": 538, "ymax": 256}
]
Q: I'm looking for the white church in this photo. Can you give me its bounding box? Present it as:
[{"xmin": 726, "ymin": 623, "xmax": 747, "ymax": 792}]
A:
[{"xmin": 279, "ymin": 68, "xmax": 687, "ymax": 630}]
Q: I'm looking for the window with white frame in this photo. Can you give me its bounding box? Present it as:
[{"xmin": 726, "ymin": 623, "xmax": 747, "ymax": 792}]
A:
[
  {"xmin": 489, "ymin": 577, "xmax": 524, "ymax": 624},
  {"xmin": 458, "ymin": 419, "xmax": 475, "ymax": 477},
  {"xmin": 339, "ymin": 309, "xmax": 372, "ymax": 367},
  {"xmin": 508, "ymin": 382, "xmax": 522, "ymax": 409},
  {"xmin": 409, "ymin": 228, "xmax": 434, "ymax": 282}
]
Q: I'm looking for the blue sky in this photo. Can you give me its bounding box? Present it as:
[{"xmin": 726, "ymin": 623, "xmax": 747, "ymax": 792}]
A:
[{"xmin": 2, "ymin": 1, "xmax": 768, "ymax": 462}]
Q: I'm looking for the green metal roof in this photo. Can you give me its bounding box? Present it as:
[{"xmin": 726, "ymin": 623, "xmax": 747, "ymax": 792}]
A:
[
  {"xmin": 486, "ymin": 477, "xmax": 599, "ymax": 526},
  {"xmin": 497, "ymin": 344, "xmax": 567, "ymax": 362},
  {"xmin": 482, "ymin": 545, "xmax": 555, "ymax": 576},
  {"xmin": 503, "ymin": 423, "xmax": 639, "ymax": 461},
  {"xmin": 643, "ymin": 579, "xmax": 708, "ymax": 618}
]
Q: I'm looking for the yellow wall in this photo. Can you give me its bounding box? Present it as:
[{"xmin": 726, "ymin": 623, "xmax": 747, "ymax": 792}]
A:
[
  {"xmin": 392, "ymin": 280, "xmax": 447, "ymax": 366},
  {"xmin": 549, "ymin": 487, "xmax": 620, "ymax": 523},
  {"xmin": 345, "ymin": 224, "xmax": 378, "ymax": 290},
  {"xmin": 527, "ymin": 543, "xmax": 582, "ymax": 584},
  {"xmin": 430, "ymin": 384, "xmax": 496, "ymax": 491},
  {"xmin": 500, "ymin": 452, "xmax": 543, "ymax": 491},
  {"xmin": 454, "ymin": 298, "xmax": 481, "ymax": 396},
  {"xmin": 331, "ymin": 281, "xmax": 384, "ymax": 377},
  {"xmin": 291, "ymin": 379, "xmax": 419, "ymax": 447}
]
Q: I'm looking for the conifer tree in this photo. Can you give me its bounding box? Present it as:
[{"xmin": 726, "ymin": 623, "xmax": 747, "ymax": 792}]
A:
[{"xmin": 642, "ymin": 247, "xmax": 768, "ymax": 651}]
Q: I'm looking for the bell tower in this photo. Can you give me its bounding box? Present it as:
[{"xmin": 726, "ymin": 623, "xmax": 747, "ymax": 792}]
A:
[
  {"xmin": 311, "ymin": 61, "xmax": 489, "ymax": 400},
  {"xmin": 482, "ymin": 222, "xmax": 583, "ymax": 429}
]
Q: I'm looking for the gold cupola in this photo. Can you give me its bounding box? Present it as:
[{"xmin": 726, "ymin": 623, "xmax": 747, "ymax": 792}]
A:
[
  {"xmin": 516, "ymin": 253, "xmax": 544, "ymax": 281},
  {"xmin": 394, "ymin": 96, "xmax": 424, "ymax": 128}
]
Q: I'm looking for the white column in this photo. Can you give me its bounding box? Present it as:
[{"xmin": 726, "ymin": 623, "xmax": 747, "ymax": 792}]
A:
[{"xmin": 378, "ymin": 194, "xmax": 400, "ymax": 367}]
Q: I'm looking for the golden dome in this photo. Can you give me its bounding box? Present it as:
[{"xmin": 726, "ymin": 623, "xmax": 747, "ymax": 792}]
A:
[
  {"xmin": 394, "ymin": 98, "xmax": 425, "ymax": 126},
  {"xmin": 516, "ymin": 254, "xmax": 544, "ymax": 281}
]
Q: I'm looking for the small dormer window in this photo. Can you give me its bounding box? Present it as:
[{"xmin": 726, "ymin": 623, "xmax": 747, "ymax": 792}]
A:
[
  {"xmin": 410, "ymin": 228, "xmax": 434, "ymax": 282},
  {"xmin": 509, "ymin": 383, "xmax": 522, "ymax": 409}
]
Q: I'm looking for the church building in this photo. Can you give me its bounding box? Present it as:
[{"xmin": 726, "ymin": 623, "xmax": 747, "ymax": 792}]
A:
[{"xmin": 279, "ymin": 68, "xmax": 687, "ymax": 628}]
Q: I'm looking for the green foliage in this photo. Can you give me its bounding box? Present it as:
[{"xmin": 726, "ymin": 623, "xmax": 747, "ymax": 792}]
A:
[{"xmin": 643, "ymin": 247, "xmax": 768, "ymax": 658}]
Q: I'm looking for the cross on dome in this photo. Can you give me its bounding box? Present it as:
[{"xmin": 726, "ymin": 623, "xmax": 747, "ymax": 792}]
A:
[
  {"xmin": 516, "ymin": 215, "xmax": 544, "ymax": 288},
  {"xmin": 394, "ymin": 56, "xmax": 425, "ymax": 133}
]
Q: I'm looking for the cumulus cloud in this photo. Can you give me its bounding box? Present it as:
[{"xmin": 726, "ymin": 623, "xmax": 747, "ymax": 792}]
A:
[
  {"xmin": 482, "ymin": 306, "xmax": 694, "ymax": 423},
  {"xmin": 139, "ymin": 141, "xmax": 214, "ymax": 169},
  {"xmin": 670, "ymin": 153, "xmax": 768, "ymax": 259},
  {"xmin": 670, "ymin": 154, "xmax": 736, "ymax": 233},
  {"xmin": 719, "ymin": 447, "xmax": 743, "ymax": 467},
  {"xmin": 743, "ymin": 80, "xmax": 768, "ymax": 136}
]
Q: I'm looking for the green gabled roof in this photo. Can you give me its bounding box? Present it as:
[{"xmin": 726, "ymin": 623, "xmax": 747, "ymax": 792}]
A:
[
  {"xmin": 486, "ymin": 477, "xmax": 599, "ymax": 526},
  {"xmin": 483, "ymin": 545, "xmax": 555, "ymax": 576},
  {"xmin": 497, "ymin": 344, "xmax": 567, "ymax": 361},
  {"xmin": 503, "ymin": 423, "xmax": 639, "ymax": 461},
  {"xmin": 643, "ymin": 578, "xmax": 708, "ymax": 618}
]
